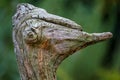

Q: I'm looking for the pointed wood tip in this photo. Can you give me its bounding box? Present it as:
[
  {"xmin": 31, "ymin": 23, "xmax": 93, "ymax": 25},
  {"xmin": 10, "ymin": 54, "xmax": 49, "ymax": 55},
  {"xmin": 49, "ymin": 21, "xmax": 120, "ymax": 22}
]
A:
[{"xmin": 92, "ymin": 32, "xmax": 113, "ymax": 41}]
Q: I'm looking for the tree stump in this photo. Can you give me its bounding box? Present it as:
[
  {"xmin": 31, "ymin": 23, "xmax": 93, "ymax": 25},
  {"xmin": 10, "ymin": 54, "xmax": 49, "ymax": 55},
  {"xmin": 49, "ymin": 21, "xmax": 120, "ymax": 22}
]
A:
[{"xmin": 12, "ymin": 3, "xmax": 112, "ymax": 80}]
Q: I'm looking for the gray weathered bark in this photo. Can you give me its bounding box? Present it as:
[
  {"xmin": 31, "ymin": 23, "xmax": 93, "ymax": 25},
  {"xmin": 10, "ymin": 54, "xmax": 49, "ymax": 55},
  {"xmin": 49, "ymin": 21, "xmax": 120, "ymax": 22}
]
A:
[{"xmin": 12, "ymin": 3, "xmax": 112, "ymax": 80}]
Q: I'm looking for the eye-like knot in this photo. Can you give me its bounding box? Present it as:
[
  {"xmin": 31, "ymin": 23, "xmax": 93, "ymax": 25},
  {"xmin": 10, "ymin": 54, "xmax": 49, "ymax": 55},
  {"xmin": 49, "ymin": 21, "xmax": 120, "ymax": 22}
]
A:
[{"xmin": 23, "ymin": 27, "xmax": 38, "ymax": 44}]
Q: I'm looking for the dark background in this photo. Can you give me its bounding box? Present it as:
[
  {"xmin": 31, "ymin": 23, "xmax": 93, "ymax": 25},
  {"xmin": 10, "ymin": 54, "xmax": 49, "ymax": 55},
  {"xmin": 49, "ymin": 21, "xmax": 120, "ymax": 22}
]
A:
[{"xmin": 0, "ymin": 0, "xmax": 120, "ymax": 80}]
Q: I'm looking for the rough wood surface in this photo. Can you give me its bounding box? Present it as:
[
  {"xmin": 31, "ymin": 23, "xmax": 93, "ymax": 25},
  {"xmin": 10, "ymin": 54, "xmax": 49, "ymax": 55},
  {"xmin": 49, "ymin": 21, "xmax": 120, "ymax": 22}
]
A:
[{"xmin": 12, "ymin": 3, "xmax": 113, "ymax": 80}]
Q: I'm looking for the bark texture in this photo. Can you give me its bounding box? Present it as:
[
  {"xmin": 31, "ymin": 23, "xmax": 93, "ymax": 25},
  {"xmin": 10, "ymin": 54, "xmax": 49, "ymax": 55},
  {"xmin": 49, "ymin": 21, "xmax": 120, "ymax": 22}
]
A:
[{"xmin": 12, "ymin": 3, "xmax": 113, "ymax": 80}]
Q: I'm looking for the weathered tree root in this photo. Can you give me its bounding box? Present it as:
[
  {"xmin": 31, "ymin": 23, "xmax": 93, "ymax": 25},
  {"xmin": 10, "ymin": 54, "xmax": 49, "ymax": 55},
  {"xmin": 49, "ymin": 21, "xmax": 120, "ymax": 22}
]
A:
[{"xmin": 12, "ymin": 3, "xmax": 112, "ymax": 80}]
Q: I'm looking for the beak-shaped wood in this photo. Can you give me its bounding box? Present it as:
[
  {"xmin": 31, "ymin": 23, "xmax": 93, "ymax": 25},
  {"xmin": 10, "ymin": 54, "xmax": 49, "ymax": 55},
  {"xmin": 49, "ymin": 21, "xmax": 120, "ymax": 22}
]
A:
[
  {"xmin": 13, "ymin": 3, "xmax": 113, "ymax": 80},
  {"xmin": 76, "ymin": 32, "xmax": 112, "ymax": 49},
  {"xmin": 78, "ymin": 32, "xmax": 112, "ymax": 43}
]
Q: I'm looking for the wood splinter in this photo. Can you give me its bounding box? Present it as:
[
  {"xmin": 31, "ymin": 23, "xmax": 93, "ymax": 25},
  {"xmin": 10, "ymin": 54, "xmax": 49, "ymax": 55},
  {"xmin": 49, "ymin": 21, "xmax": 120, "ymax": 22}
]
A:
[{"xmin": 12, "ymin": 3, "xmax": 113, "ymax": 80}]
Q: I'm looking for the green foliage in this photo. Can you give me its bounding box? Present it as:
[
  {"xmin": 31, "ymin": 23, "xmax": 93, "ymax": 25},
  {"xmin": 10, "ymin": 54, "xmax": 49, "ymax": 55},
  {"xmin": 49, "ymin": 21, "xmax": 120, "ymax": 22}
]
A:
[
  {"xmin": 98, "ymin": 69, "xmax": 120, "ymax": 80},
  {"xmin": 0, "ymin": 0, "xmax": 119, "ymax": 80}
]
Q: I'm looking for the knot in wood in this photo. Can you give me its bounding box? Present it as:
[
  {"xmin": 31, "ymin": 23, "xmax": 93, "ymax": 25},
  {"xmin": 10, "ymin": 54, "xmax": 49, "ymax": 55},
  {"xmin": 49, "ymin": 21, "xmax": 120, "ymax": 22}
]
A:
[{"xmin": 23, "ymin": 27, "xmax": 39, "ymax": 44}]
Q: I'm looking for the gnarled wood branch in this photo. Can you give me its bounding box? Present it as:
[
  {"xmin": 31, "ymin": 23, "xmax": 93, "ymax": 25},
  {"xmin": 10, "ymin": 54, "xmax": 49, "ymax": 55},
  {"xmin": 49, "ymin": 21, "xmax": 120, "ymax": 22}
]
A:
[{"xmin": 12, "ymin": 3, "xmax": 112, "ymax": 80}]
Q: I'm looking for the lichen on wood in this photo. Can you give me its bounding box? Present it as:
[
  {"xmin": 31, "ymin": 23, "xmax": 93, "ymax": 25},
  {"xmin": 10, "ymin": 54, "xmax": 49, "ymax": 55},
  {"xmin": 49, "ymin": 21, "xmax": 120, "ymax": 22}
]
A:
[{"xmin": 12, "ymin": 3, "xmax": 112, "ymax": 80}]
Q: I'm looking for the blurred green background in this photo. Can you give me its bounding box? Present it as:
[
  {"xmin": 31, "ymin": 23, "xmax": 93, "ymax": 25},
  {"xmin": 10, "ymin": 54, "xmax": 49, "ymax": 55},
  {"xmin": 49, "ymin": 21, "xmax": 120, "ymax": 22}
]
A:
[{"xmin": 0, "ymin": 0, "xmax": 120, "ymax": 80}]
